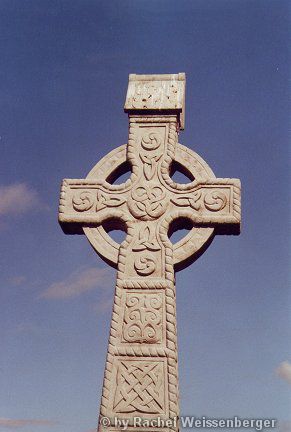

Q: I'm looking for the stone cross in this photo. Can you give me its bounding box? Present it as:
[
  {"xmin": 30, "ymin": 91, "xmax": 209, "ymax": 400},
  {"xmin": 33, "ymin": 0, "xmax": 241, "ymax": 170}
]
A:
[{"xmin": 59, "ymin": 73, "xmax": 241, "ymax": 431}]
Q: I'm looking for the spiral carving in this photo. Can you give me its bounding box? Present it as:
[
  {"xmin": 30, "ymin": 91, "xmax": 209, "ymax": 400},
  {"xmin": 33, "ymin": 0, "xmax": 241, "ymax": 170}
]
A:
[
  {"xmin": 134, "ymin": 255, "xmax": 156, "ymax": 276},
  {"xmin": 122, "ymin": 293, "xmax": 162, "ymax": 344},
  {"xmin": 141, "ymin": 132, "xmax": 162, "ymax": 150},
  {"xmin": 72, "ymin": 191, "xmax": 94, "ymax": 211},
  {"xmin": 204, "ymin": 190, "xmax": 227, "ymax": 211}
]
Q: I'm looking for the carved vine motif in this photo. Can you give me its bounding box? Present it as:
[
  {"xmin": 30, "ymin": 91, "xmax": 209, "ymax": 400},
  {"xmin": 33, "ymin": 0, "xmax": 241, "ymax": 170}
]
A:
[
  {"xmin": 134, "ymin": 254, "xmax": 156, "ymax": 276},
  {"xmin": 113, "ymin": 360, "xmax": 165, "ymax": 414},
  {"xmin": 72, "ymin": 190, "xmax": 125, "ymax": 212},
  {"xmin": 122, "ymin": 293, "xmax": 162, "ymax": 344},
  {"xmin": 171, "ymin": 190, "xmax": 227, "ymax": 212},
  {"xmin": 128, "ymin": 185, "xmax": 167, "ymax": 220}
]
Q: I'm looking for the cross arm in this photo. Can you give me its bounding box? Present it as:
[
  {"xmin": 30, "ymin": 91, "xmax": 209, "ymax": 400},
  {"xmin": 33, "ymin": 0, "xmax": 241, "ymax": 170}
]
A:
[
  {"xmin": 170, "ymin": 178, "xmax": 241, "ymax": 235},
  {"xmin": 58, "ymin": 179, "xmax": 130, "ymax": 234}
]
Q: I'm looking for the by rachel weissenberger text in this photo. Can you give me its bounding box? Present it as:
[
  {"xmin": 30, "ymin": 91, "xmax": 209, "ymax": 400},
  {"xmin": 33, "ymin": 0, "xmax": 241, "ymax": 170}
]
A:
[{"xmin": 99, "ymin": 415, "xmax": 277, "ymax": 430}]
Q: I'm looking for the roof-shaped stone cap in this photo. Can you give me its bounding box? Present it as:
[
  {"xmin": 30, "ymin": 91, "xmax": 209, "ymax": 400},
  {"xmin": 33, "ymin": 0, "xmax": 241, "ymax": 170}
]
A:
[{"xmin": 124, "ymin": 73, "xmax": 186, "ymax": 129}]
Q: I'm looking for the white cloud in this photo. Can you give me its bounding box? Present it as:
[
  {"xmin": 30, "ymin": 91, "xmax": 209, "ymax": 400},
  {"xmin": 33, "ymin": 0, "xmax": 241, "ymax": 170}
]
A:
[
  {"xmin": 0, "ymin": 417, "xmax": 57, "ymax": 428},
  {"xmin": 276, "ymin": 361, "xmax": 291, "ymax": 385},
  {"xmin": 40, "ymin": 267, "xmax": 113, "ymax": 299},
  {"xmin": 0, "ymin": 183, "xmax": 39, "ymax": 216}
]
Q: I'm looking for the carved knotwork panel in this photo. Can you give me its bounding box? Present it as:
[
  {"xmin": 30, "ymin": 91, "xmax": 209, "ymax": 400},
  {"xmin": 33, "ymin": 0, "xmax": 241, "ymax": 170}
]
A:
[
  {"xmin": 127, "ymin": 124, "xmax": 169, "ymax": 220},
  {"xmin": 123, "ymin": 224, "xmax": 164, "ymax": 278},
  {"xmin": 121, "ymin": 291, "xmax": 164, "ymax": 344},
  {"xmin": 171, "ymin": 186, "xmax": 230, "ymax": 214},
  {"xmin": 128, "ymin": 185, "xmax": 168, "ymax": 220},
  {"xmin": 138, "ymin": 126, "xmax": 166, "ymax": 181},
  {"xmin": 72, "ymin": 189, "xmax": 127, "ymax": 212},
  {"xmin": 112, "ymin": 358, "xmax": 166, "ymax": 415},
  {"xmin": 59, "ymin": 181, "xmax": 129, "ymax": 222}
]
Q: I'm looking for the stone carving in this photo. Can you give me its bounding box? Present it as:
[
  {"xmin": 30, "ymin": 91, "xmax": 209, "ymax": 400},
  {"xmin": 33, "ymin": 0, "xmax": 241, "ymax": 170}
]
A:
[
  {"xmin": 140, "ymin": 153, "xmax": 162, "ymax": 181},
  {"xmin": 128, "ymin": 185, "xmax": 167, "ymax": 220},
  {"xmin": 139, "ymin": 129, "xmax": 164, "ymax": 180},
  {"xmin": 125, "ymin": 74, "xmax": 185, "ymax": 114},
  {"xmin": 171, "ymin": 188, "xmax": 228, "ymax": 213},
  {"xmin": 58, "ymin": 73, "xmax": 241, "ymax": 431},
  {"xmin": 72, "ymin": 189, "xmax": 125, "ymax": 213},
  {"xmin": 96, "ymin": 191, "xmax": 126, "ymax": 211},
  {"xmin": 204, "ymin": 190, "xmax": 227, "ymax": 211},
  {"xmin": 72, "ymin": 190, "xmax": 94, "ymax": 211},
  {"xmin": 132, "ymin": 225, "xmax": 161, "ymax": 252},
  {"xmin": 122, "ymin": 293, "xmax": 163, "ymax": 343},
  {"xmin": 130, "ymin": 82, "xmax": 178, "ymax": 110},
  {"xmin": 134, "ymin": 254, "xmax": 156, "ymax": 276},
  {"xmin": 141, "ymin": 131, "xmax": 162, "ymax": 150},
  {"xmin": 171, "ymin": 190, "xmax": 202, "ymax": 211},
  {"xmin": 113, "ymin": 359, "xmax": 165, "ymax": 414}
]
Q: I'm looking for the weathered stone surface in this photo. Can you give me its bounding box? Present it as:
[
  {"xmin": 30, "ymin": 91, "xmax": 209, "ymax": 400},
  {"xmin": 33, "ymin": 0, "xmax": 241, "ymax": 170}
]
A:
[
  {"xmin": 124, "ymin": 73, "xmax": 186, "ymax": 129},
  {"xmin": 59, "ymin": 73, "xmax": 241, "ymax": 431}
]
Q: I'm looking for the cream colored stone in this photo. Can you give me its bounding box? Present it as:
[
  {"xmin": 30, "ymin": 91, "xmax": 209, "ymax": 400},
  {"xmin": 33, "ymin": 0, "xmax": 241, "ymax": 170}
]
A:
[
  {"xmin": 59, "ymin": 73, "xmax": 241, "ymax": 431},
  {"xmin": 124, "ymin": 73, "xmax": 186, "ymax": 129}
]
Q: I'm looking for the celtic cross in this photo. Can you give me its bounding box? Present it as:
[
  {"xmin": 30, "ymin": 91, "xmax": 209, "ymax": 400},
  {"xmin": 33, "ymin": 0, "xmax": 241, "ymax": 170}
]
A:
[{"xmin": 59, "ymin": 73, "xmax": 241, "ymax": 431}]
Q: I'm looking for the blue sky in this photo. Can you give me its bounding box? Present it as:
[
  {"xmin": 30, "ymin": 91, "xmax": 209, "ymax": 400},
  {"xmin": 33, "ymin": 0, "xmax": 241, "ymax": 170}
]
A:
[{"xmin": 0, "ymin": 1, "xmax": 290, "ymax": 431}]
